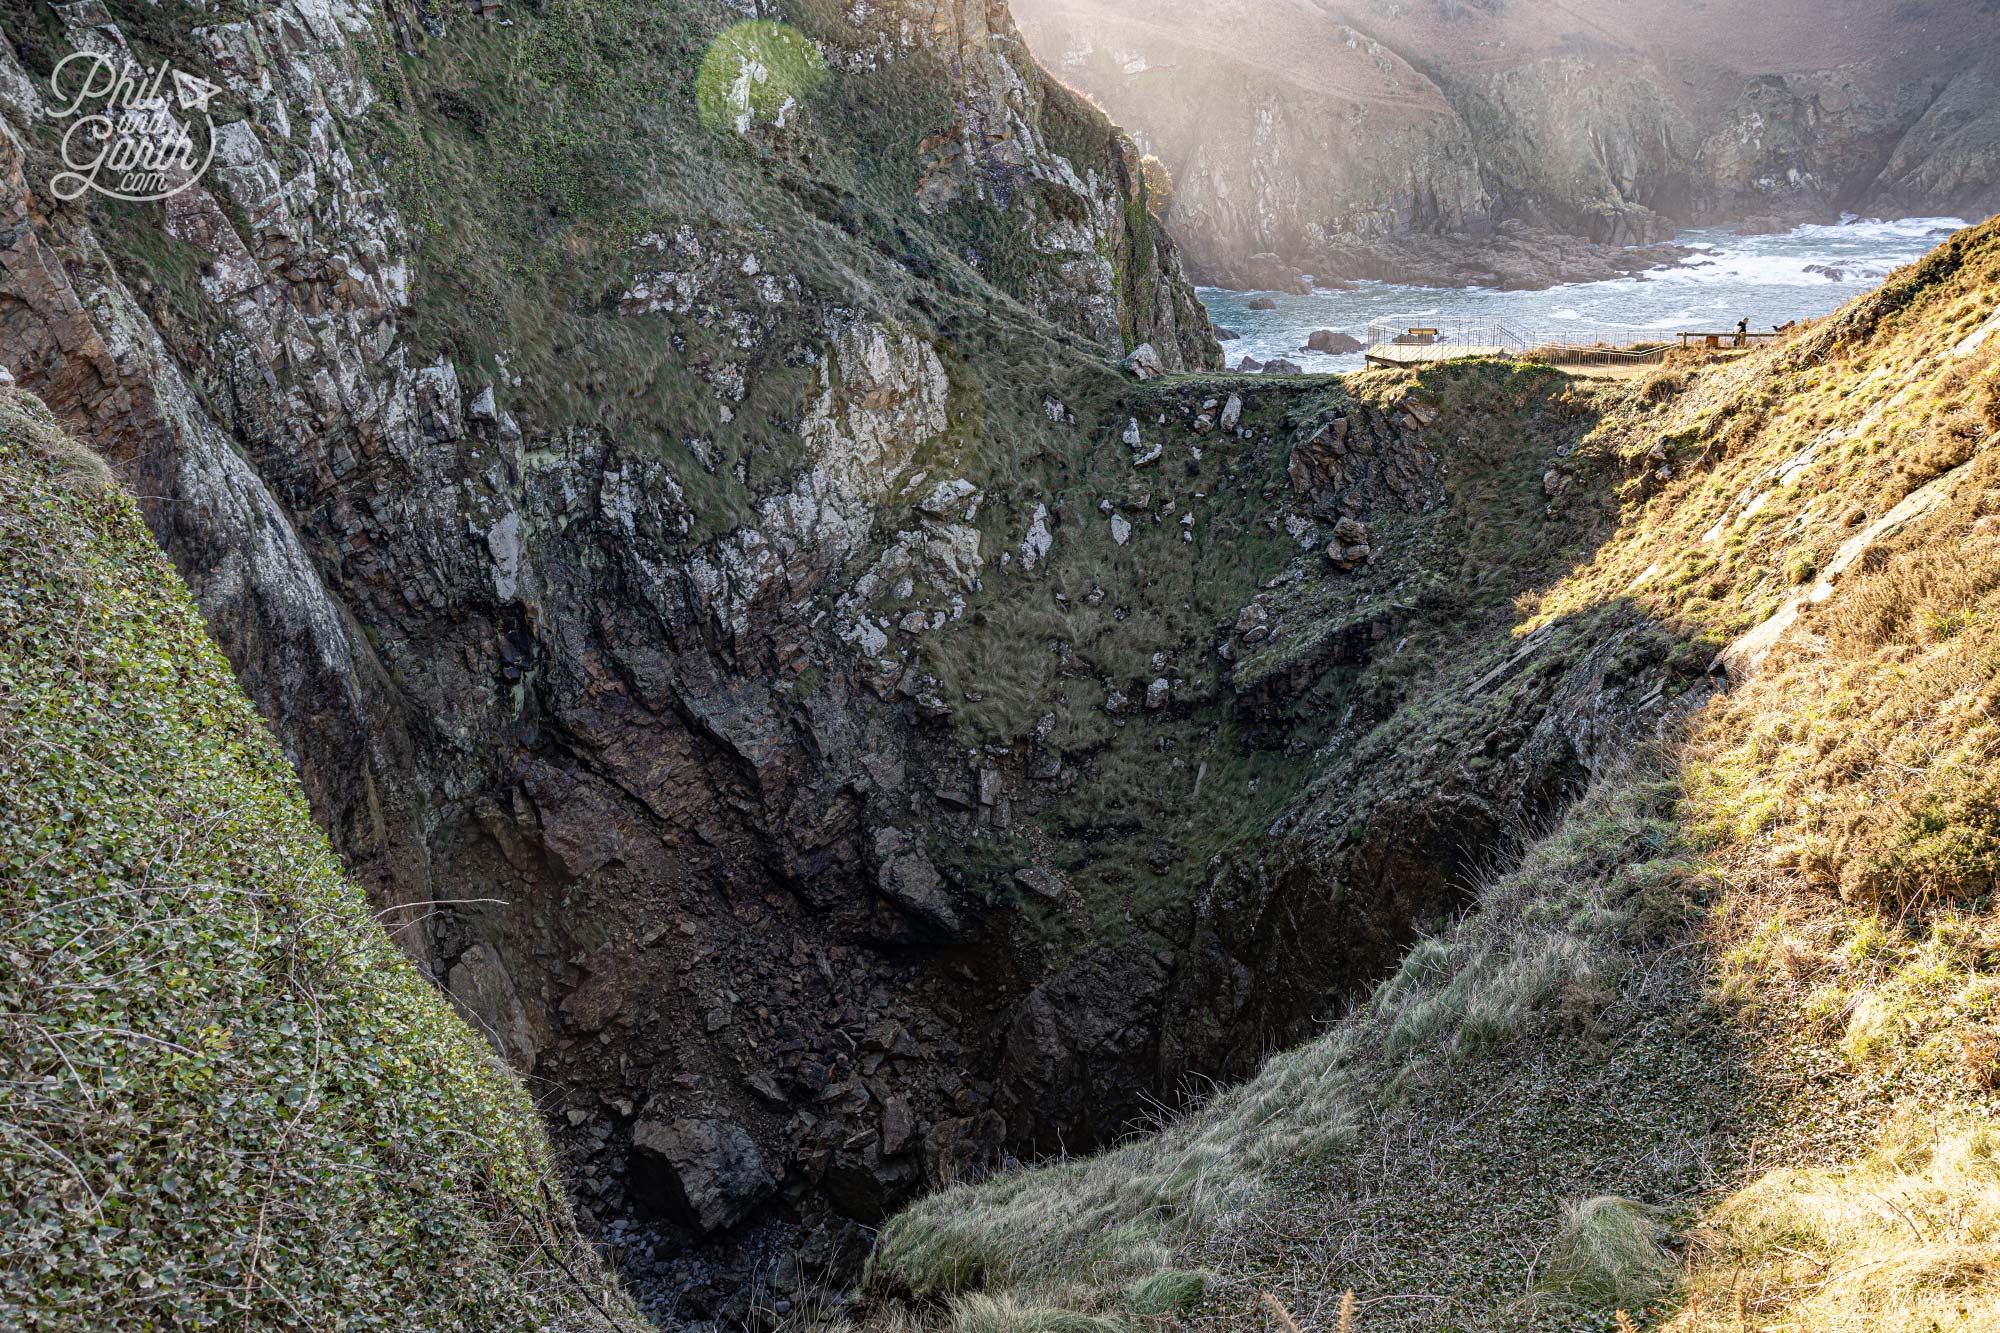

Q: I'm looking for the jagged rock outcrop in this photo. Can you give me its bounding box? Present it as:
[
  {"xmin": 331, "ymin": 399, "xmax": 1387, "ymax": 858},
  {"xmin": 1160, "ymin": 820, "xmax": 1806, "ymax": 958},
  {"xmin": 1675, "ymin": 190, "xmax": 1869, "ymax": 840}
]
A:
[
  {"xmin": 0, "ymin": 0, "xmax": 1222, "ymax": 1317},
  {"xmin": 1013, "ymin": 0, "xmax": 2000, "ymax": 287},
  {"xmin": 861, "ymin": 0, "xmax": 1218, "ymax": 369},
  {"xmin": 0, "ymin": 1, "xmax": 1816, "ymax": 1327}
]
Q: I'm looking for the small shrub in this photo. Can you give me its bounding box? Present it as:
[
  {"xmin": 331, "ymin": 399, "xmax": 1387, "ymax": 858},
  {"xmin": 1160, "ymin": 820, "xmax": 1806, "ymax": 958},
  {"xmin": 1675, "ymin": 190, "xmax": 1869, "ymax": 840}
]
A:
[
  {"xmin": 1542, "ymin": 1197, "xmax": 1677, "ymax": 1311},
  {"xmin": 1124, "ymin": 1268, "xmax": 1206, "ymax": 1316},
  {"xmin": 1640, "ymin": 370, "xmax": 1687, "ymax": 403}
]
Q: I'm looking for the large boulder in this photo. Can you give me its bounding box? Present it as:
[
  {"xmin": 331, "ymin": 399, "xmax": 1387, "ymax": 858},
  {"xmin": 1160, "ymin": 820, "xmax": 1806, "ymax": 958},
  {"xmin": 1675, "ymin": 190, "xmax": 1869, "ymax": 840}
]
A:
[
  {"xmin": 873, "ymin": 827, "xmax": 962, "ymax": 936},
  {"xmin": 1303, "ymin": 329, "xmax": 1364, "ymax": 354},
  {"xmin": 629, "ymin": 1115, "xmax": 777, "ymax": 1233},
  {"xmin": 922, "ymin": 1111, "xmax": 1011, "ymax": 1189},
  {"xmin": 1122, "ymin": 342, "xmax": 1168, "ymax": 380},
  {"xmin": 994, "ymin": 945, "xmax": 1171, "ymax": 1153},
  {"xmin": 821, "ymin": 1142, "xmax": 922, "ymax": 1222},
  {"xmin": 444, "ymin": 943, "xmax": 543, "ymax": 1071}
]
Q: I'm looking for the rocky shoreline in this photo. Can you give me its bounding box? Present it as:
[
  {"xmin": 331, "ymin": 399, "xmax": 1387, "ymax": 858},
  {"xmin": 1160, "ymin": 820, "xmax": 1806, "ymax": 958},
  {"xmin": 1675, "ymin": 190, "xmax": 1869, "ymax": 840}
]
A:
[{"xmin": 1016, "ymin": 0, "xmax": 2000, "ymax": 303}]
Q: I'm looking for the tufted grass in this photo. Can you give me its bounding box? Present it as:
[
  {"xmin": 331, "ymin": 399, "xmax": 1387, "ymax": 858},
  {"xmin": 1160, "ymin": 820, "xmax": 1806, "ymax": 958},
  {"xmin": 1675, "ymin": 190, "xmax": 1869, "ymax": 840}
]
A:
[
  {"xmin": 861, "ymin": 218, "xmax": 2000, "ymax": 1331},
  {"xmin": 867, "ymin": 770, "xmax": 1707, "ymax": 1328},
  {"xmin": 0, "ymin": 389, "xmax": 632, "ymax": 1331},
  {"xmin": 0, "ymin": 391, "xmax": 112, "ymax": 493},
  {"xmin": 946, "ymin": 1295, "xmax": 1126, "ymax": 1333},
  {"xmin": 1542, "ymin": 1197, "xmax": 1677, "ymax": 1311}
]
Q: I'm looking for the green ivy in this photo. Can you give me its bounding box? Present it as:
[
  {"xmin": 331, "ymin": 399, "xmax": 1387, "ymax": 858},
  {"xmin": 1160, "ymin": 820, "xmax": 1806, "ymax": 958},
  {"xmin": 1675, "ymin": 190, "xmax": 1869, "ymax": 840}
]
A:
[{"xmin": 0, "ymin": 391, "xmax": 631, "ymax": 1332}]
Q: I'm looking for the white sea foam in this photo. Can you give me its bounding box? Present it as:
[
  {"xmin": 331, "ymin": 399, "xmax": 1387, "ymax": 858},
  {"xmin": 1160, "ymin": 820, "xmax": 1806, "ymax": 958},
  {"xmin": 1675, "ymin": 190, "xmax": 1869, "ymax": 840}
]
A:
[{"xmin": 1201, "ymin": 216, "xmax": 1969, "ymax": 372}]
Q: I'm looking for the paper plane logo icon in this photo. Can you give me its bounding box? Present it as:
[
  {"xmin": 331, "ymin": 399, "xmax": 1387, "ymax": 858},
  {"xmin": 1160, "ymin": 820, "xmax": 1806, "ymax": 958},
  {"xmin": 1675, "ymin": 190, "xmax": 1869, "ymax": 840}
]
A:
[{"xmin": 173, "ymin": 69, "xmax": 221, "ymax": 114}]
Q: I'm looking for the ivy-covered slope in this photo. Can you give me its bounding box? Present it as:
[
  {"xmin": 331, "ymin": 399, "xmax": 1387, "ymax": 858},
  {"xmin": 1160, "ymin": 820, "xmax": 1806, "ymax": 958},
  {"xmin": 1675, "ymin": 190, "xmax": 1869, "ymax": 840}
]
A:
[
  {"xmin": 862, "ymin": 220, "xmax": 2000, "ymax": 1331},
  {"xmin": 0, "ymin": 389, "xmax": 630, "ymax": 1332}
]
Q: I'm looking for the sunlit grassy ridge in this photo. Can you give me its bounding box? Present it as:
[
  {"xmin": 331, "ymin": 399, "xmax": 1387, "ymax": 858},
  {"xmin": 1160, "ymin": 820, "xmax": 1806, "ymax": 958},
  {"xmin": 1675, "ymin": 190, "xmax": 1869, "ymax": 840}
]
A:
[
  {"xmin": 857, "ymin": 219, "xmax": 2000, "ymax": 1331},
  {"xmin": 0, "ymin": 391, "xmax": 631, "ymax": 1331},
  {"xmin": 867, "ymin": 770, "xmax": 1727, "ymax": 1332}
]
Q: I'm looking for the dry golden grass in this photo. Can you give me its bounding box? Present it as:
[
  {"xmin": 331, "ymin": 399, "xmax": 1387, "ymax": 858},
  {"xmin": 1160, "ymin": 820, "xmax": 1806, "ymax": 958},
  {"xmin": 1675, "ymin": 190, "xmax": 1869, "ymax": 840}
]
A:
[
  {"xmin": 1667, "ymin": 1119, "xmax": 2000, "ymax": 1333},
  {"xmin": 0, "ymin": 388, "xmax": 113, "ymax": 492},
  {"xmin": 860, "ymin": 218, "xmax": 2000, "ymax": 1333}
]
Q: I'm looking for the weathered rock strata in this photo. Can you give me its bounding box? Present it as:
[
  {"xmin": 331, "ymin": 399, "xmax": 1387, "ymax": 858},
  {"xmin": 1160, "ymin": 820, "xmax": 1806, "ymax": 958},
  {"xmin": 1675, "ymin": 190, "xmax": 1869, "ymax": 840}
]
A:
[
  {"xmin": 1, "ymin": 1, "xmax": 1719, "ymax": 1326},
  {"xmin": 1013, "ymin": 0, "xmax": 2000, "ymax": 288},
  {"xmin": 0, "ymin": 3, "xmax": 1220, "ymax": 1315}
]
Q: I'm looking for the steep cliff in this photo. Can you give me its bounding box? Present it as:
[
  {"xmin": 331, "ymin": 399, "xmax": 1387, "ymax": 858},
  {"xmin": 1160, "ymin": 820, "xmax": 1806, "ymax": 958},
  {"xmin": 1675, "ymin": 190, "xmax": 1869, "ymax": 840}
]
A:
[
  {"xmin": 0, "ymin": 389, "xmax": 633, "ymax": 1332},
  {"xmin": 0, "ymin": 0, "xmax": 1727, "ymax": 1321},
  {"xmin": 6, "ymin": 0, "xmax": 1995, "ymax": 1329},
  {"xmin": 869, "ymin": 214, "xmax": 2000, "ymax": 1333},
  {"xmin": 1013, "ymin": 0, "xmax": 2000, "ymax": 288},
  {"xmin": 0, "ymin": 0, "xmax": 1233, "ymax": 1319}
]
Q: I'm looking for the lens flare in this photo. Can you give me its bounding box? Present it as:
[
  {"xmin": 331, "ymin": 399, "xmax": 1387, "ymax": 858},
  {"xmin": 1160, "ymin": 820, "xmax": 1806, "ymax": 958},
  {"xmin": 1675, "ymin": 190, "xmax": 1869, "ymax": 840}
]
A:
[{"xmin": 696, "ymin": 20, "xmax": 827, "ymax": 136}]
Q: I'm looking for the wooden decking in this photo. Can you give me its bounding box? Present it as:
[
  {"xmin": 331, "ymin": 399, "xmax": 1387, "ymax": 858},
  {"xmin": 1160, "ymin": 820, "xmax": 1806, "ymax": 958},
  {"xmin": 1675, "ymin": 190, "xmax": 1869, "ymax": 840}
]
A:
[
  {"xmin": 1360, "ymin": 323, "xmax": 1798, "ymax": 370},
  {"xmin": 1363, "ymin": 343, "xmax": 1510, "ymax": 367}
]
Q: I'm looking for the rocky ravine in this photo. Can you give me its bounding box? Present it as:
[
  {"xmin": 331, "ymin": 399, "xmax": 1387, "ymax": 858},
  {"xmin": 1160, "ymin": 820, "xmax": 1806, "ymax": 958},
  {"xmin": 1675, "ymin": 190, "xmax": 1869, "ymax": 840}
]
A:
[
  {"xmin": 2, "ymin": 0, "xmax": 1706, "ymax": 1326},
  {"xmin": 1013, "ymin": 0, "xmax": 2000, "ymax": 290}
]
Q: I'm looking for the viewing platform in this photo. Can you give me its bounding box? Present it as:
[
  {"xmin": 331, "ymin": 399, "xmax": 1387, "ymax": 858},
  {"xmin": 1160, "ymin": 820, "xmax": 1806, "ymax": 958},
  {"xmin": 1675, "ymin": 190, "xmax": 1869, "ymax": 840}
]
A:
[
  {"xmin": 1365, "ymin": 339, "xmax": 1511, "ymax": 367},
  {"xmin": 1362, "ymin": 319, "xmax": 1802, "ymax": 370}
]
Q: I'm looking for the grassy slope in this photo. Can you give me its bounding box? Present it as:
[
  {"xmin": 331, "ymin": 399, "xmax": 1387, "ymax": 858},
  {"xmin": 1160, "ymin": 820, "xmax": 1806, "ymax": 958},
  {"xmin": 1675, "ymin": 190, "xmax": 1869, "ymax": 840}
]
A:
[
  {"xmin": 861, "ymin": 221, "xmax": 2000, "ymax": 1331},
  {"xmin": 911, "ymin": 357, "xmax": 1636, "ymax": 996},
  {"xmin": 0, "ymin": 391, "xmax": 632, "ymax": 1331}
]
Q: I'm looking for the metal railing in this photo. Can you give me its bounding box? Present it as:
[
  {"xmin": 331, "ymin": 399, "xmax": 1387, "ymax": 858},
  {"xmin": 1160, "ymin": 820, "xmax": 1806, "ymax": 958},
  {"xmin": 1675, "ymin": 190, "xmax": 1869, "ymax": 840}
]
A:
[
  {"xmin": 1364, "ymin": 319, "xmax": 1532, "ymax": 353},
  {"xmin": 1361, "ymin": 320, "xmax": 1806, "ymax": 366},
  {"xmin": 1521, "ymin": 341, "xmax": 1671, "ymax": 367},
  {"xmin": 1364, "ymin": 319, "xmax": 1673, "ymax": 365}
]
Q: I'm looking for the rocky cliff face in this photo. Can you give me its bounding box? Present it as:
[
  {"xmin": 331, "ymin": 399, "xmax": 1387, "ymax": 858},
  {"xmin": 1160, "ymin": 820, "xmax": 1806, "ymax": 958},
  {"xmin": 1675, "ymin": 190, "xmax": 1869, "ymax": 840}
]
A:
[
  {"xmin": 0, "ymin": 0, "xmax": 1737, "ymax": 1327},
  {"xmin": 0, "ymin": 388, "xmax": 635, "ymax": 1333},
  {"xmin": 1012, "ymin": 0, "xmax": 2000, "ymax": 288},
  {"xmin": 0, "ymin": 0, "xmax": 1216, "ymax": 1310}
]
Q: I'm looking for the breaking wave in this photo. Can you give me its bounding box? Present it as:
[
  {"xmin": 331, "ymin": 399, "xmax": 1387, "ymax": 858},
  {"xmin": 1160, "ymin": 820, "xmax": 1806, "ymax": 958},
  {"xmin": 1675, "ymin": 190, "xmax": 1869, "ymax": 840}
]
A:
[{"xmin": 1201, "ymin": 215, "xmax": 1968, "ymax": 372}]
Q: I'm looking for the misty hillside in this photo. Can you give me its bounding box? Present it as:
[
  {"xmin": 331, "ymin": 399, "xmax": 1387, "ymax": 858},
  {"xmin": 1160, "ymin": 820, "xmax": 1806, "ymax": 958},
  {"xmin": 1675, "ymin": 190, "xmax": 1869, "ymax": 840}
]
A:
[{"xmin": 1014, "ymin": 0, "xmax": 2000, "ymax": 288}]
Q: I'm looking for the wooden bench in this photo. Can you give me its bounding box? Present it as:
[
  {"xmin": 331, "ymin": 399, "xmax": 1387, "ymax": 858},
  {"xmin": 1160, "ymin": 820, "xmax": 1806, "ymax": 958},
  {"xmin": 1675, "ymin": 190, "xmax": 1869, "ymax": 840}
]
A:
[{"xmin": 1680, "ymin": 330, "xmax": 1781, "ymax": 349}]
